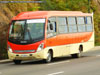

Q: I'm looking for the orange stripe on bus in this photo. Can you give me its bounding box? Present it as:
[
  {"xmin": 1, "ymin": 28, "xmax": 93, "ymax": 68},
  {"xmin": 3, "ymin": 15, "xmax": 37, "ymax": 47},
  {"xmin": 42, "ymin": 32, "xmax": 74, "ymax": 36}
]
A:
[{"xmin": 46, "ymin": 32, "xmax": 93, "ymax": 46}]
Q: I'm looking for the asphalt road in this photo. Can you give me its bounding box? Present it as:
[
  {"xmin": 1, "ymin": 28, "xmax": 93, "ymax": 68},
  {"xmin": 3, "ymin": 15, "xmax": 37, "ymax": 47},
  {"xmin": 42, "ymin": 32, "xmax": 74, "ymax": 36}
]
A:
[{"xmin": 0, "ymin": 46, "xmax": 100, "ymax": 75}]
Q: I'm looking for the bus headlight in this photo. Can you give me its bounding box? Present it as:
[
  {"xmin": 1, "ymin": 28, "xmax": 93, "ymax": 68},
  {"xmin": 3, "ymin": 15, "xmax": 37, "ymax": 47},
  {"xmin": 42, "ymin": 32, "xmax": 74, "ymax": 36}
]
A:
[
  {"xmin": 37, "ymin": 43, "xmax": 44, "ymax": 52},
  {"xmin": 8, "ymin": 45, "xmax": 13, "ymax": 53}
]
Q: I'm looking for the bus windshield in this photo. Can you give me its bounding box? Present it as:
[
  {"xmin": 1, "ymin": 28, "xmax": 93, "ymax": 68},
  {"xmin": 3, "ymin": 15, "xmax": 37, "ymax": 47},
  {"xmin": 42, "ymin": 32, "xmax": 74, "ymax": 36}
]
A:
[{"xmin": 9, "ymin": 19, "xmax": 45, "ymax": 44}]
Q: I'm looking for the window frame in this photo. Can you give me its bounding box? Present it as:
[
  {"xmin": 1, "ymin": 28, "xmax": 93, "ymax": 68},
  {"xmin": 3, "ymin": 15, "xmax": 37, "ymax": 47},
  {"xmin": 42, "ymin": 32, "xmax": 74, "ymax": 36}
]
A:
[
  {"xmin": 57, "ymin": 16, "xmax": 68, "ymax": 34},
  {"xmin": 67, "ymin": 16, "xmax": 78, "ymax": 33},
  {"xmin": 85, "ymin": 16, "xmax": 93, "ymax": 32},
  {"xmin": 46, "ymin": 16, "xmax": 93, "ymax": 38},
  {"xmin": 47, "ymin": 17, "xmax": 57, "ymax": 38},
  {"xmin": 76, "ymin": 16, "xmax": 86, "ymax": 32}
]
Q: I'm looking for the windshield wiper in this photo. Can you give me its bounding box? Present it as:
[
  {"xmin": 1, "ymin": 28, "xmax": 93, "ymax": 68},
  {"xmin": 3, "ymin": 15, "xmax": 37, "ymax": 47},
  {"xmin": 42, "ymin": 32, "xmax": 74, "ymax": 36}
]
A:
[{"xmin": 27, "ymin": 28, "xmax": 32, "ymax": 41}]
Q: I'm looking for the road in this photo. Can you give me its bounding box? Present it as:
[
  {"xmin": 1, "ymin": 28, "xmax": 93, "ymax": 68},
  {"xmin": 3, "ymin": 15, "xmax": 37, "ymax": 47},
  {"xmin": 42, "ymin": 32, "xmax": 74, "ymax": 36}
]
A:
[{"xmin": 0, "ymin": 46, "xmax": 100, "ymax": 75}]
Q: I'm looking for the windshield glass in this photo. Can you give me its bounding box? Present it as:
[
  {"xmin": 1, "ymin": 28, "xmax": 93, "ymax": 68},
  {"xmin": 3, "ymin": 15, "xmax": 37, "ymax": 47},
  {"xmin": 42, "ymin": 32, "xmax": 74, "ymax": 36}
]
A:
[{"xmin": 9, "ymin": 19, "xmax": 45, "ymax": 44}]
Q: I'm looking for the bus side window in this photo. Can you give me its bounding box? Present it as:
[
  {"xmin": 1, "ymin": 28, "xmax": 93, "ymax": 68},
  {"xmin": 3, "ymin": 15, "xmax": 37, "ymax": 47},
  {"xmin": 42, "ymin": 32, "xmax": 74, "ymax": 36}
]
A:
[
  {"xmin": 85, "ymin": 17, "xmax": 93, "ymax": 32},
  {"xmin": 77, "ymin": 17, "xmax": 86, "ymax": 32},
  {"xmin": 47, "ymin": 17, "xmax": 57, "ymax": 38},
  {"xmin": 47, "ymin": 22, "xmax": 54, "ymax": 33},
  {"xmin": 68, "ymin": 17, "xmax": 77, "ymax": 33},
  {"xmin": 57, "ymin": 17, "xmax": 68, "ymax": 34},
  {"xmin": 50, "ymin": 22, "xmax": 56, "ymax": 32}
]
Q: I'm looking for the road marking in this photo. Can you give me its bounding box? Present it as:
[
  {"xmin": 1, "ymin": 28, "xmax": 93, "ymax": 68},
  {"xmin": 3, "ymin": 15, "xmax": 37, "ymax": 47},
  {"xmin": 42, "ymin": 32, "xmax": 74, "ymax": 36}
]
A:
[
  {"xmin": 47, "ymin": 60, "xmax": 70, "ymax": 65},
  {"xmin": 48, "ymin": 71, "xmax": 64, "ymax": 75}
]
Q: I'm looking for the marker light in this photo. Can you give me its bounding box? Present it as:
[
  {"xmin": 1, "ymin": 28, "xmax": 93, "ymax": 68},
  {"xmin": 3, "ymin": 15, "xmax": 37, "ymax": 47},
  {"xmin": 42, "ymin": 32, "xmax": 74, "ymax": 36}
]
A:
[
  {"xmin": 8, "ymin": 45, "xmax": 13, "ymax": 53},
  {"xmin": 37, "ymin": 43, "xmax": 44, "ymax": 52}
]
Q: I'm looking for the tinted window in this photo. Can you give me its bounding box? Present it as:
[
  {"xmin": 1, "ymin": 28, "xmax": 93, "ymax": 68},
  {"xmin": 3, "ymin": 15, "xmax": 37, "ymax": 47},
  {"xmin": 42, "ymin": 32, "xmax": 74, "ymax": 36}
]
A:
[
  {"xmin": 69, "ymin": 26, "xmax": 77, "ymax": 32},
  {"xmin": 57, "ymin": 17, "xmax": 67, "ymax": 25},
  {"xmin": 78, "ymin": 25, "xmax": 86, "ymax": 32},
  {"xmin": 68, "ymin": 17, "xmax": 76, "ymax": 25},
  {"xmin": 48, "ymin": 17, "xmax": 56, "ymax": 33},
  {"xmin": 57, "ymin": 17, "xmax": 68, "ymax": 33},
  {"xmin": 86, "ymin": 17, "xmax": 92, "ymax": 24},
  {"xmin": 77, "ymin": 17, "xmax": 86, "ymax": 32},
  {"xmin": 86, "ymin": 17, "xmax": 93, "ymax": 32},
  {"xmin": 77, "ymin": 17, "xmax": 85, "ymax": 24},
  {"xmin": 47, "ymin": 17, "xmax": 57, "ymax": 38},
  {"xmin": 49, "ymin": 17, "xmax": 56, "ymax": 22},
  {"xmin": 68, "ymin": 17, "xmax": 77, "ymax": 32},
  {"xmin": 86, "ymin": 25, "xmax": 93, "ymax": 32},
  {"xmin": 9, "ymin": 19, "xmax": 45, "ymax": 44}
]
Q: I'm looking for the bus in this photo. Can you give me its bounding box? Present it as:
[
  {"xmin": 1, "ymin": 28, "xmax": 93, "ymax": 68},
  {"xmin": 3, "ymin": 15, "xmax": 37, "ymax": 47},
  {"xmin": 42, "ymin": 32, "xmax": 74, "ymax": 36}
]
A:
[{"xmin": 8, "ymin": 11, "xmax": 94, "ymax": 64}]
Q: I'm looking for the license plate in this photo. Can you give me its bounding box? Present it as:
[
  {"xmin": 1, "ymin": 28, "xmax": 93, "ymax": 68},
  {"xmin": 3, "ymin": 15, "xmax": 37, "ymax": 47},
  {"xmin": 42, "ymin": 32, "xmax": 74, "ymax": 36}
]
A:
[{"xmin": 21, "ymin": 55, "xmax": 28, "ymax": 57}]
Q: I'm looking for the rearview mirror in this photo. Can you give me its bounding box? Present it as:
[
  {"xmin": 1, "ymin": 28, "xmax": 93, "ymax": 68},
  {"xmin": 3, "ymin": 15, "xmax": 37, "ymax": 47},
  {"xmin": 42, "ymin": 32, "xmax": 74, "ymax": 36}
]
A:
[
  {"xmin": 48, "ymin": 20, "xmax": 51, "ymax": 23},
  {"xmin": 50, "ymin": 24, "xmax": 53, "ymax": 30}
]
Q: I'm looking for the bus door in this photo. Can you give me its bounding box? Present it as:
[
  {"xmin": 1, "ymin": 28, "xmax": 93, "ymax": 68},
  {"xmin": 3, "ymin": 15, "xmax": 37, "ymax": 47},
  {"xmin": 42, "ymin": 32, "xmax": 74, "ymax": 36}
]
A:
[{"xmin": 46, "ymin": 17, "xmax": 59, "ymax": 57}]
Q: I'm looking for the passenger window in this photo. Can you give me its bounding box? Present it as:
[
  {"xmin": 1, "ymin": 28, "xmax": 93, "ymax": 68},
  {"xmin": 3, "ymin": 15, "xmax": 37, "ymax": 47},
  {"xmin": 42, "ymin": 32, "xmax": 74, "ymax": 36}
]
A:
[
  {"xmin": 78, "ymin": 25, "xmax": 86, "ymax": 32},
  {"xmin": 49, "ymin": 17, "xmax": 56, "ymax": 22},
  {"xmin": 68, "ymin": 17, "xmax": 76, "ymax": 25},
  {"xmin": 68, "ymin": 17, "xmax": 77, "ymax": 33},
  {"xmin": 77, "ymin": 17, "xmax": 85, "ymax": 25},
  {"xmin": 47, "ymin": 17, "xmax": 57, "ymax": 38},
  {"xmin": 86, "ymin": 17, "xmax": 92, "ymax": 24},
  {"xmin": 77, "ymin": 17, "xmax": 86, "ymax": 32},
  {"xmin": 86, "ymin": 25, "xmax": 93, "ymax": 31},
  {"xmin": 69, "ymin": 26, "xmax": 77, "ymax": 33},
  {"xmin": 85, "ymin": 17, "xmax": 93, "ymax": 32},
  {"xmin": 57, "ymin": 17, "xmax": 68, "ymax": 34},
  {"xmin": 47, "ymin": 22, "xmax": 56, "ymax": 33}
]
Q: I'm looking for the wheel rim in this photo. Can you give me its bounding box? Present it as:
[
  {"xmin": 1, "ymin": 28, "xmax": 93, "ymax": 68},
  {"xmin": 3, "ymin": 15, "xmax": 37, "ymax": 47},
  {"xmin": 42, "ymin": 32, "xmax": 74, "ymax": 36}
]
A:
[
  {"xmin": 79, "ymin": 47, "xmax": 82, "ymax": 57},
  {"xmin": 47, "ymin": 52, "xmax": 51, "ymax": 62}
]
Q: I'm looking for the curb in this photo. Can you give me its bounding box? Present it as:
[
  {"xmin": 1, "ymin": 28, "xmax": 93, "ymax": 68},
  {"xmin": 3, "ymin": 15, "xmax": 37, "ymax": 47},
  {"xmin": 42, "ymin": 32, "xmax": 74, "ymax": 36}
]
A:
[{"xmin": 0, "ymin": 59, "xmax": 12, "ymax": 64}]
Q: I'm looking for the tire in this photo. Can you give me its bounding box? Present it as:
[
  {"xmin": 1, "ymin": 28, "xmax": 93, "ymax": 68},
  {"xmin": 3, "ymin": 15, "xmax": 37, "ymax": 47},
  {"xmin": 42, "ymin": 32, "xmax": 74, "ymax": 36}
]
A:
[
  {"xmin": 71, "ymin": 53, "xmax": 81, "ymax": 58},
  {"xmin": 71, "ymin": 46, "xmax": 82, "ymax": 58},
  {"xmin": 43, "ymin": 51, "xmax": 52, "ymax": 63},
  {"xmin": 13, "ymin": 60, "xmax": 21, "ymax": 65}
]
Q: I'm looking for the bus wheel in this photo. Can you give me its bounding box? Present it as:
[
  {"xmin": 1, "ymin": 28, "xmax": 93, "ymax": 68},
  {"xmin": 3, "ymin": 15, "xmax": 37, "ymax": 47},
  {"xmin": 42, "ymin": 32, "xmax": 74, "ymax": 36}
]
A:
[
  {"xmin": 71, "ymin": 53, "xmax": 81, "ymax": 58},
  {"xmin": 71, "ymin": 46, "xmax": 82, "ymax": 58},
  {"xmin": 43, "ymin": 51, "xmax": 52, "ymax": 63},
  {"xmin": 13, "ymin": 60, "xmax": 21, "ymax": 64}
]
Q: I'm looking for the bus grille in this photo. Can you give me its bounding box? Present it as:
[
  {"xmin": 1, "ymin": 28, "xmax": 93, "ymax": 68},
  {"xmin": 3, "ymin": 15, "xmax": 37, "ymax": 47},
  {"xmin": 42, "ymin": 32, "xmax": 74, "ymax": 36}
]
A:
[{"xmin": 14, "ymin": 50, "xmax": 35, "ymax": 53}]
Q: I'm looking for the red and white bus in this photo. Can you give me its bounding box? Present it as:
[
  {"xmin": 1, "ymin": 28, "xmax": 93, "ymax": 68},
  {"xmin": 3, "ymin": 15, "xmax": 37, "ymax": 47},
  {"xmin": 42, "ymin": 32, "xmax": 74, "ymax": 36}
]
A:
[{"xmin": 8, "ymin": 11, "xmax": 94, "ymax": 64}]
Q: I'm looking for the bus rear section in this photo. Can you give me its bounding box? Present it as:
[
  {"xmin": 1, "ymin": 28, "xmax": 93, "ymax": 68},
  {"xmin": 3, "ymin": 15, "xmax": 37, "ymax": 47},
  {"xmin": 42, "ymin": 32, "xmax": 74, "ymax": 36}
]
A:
[{"xmin": 7, "ymin": 11, "xmax": 94, "ymax": 64}]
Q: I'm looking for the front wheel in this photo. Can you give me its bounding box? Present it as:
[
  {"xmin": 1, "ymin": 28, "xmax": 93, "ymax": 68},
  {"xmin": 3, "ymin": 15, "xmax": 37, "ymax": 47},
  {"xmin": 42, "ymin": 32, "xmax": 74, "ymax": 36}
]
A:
[
  {"xmin": 43, "ymin": 51, "xmax": 52, "ymax": 63},
  {"xmin": 13, "ymin": 60, "xmax": 21, "ymax": 65}
]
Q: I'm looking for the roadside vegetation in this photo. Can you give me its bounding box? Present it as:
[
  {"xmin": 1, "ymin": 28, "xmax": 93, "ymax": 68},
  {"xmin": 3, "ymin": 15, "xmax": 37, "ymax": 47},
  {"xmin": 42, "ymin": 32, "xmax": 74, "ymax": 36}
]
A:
[{"xmin": 0, "ymin": 0, "xmax": 100, "ymax": 59}]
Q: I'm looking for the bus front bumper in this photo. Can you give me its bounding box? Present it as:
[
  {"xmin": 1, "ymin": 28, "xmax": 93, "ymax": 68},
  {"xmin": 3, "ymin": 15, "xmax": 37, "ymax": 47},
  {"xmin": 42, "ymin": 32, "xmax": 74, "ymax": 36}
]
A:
[{"xmin": 8, "ymin": 50, "xmax": 47, "ymax": 61}]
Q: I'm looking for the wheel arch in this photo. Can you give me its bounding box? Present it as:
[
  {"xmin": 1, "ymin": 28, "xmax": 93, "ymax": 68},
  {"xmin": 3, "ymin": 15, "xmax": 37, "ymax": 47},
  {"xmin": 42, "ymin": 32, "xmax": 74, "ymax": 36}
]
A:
[
  {"xmin": 79, "ymin": 44, "xmax": 83, "ymax": 52},
  {"xmin": 48, "ymin": 49, "xmax": 53, "ymax": 58}
]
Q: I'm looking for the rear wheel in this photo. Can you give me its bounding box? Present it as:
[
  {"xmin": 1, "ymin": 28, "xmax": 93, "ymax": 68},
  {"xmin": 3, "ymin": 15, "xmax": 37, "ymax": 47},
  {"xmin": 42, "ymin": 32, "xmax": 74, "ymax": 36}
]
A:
[
  {"xmin": 43, "ymin": 51, "xmax": 52, "ymax": 63},
  {"xmin": 13, "ymin": 60, "xmax": 21, "ymax": 65},
  {"xmin": 71, "ymin": 53, "xmax": 81, "ymax": 58},
  {"xmin": 71, "ymin": 46, "xmax": 82, "ymax": 58}
]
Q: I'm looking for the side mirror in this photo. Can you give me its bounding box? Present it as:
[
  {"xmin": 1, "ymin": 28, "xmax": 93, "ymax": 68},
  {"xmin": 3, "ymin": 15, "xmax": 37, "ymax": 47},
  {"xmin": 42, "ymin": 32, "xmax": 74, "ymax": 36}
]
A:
[
  {"xmin": 48, "ymin": 20, "xmax": 51, "ymax": 23},
  {"xmin": 50, "ymin": 24, "xmax": 53, "ymax": 30}
]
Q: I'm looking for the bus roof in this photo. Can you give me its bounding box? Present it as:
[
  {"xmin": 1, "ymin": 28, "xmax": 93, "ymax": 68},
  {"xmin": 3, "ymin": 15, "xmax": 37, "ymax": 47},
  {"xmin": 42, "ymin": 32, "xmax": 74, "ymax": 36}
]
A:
[{"xmin": 12, "ymin": 11, "xmax": 93, "ymax": 20}]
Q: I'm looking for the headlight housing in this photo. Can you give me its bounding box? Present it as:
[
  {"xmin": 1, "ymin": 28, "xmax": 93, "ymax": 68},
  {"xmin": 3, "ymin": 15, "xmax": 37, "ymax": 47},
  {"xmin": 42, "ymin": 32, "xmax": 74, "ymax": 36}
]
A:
[
  {"xmin": 8, "ymin": 45, "xmax": 13, "ymax": 53},
  {"xmin": 37, "ymin": 43, "xmax": 44, "ymax": 52}
]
